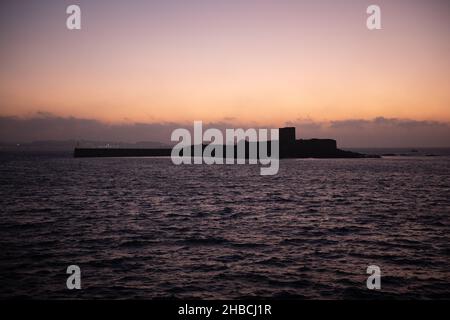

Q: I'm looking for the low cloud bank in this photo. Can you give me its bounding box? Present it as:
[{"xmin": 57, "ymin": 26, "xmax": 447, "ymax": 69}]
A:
[
  {"xmin": 1, "ymin": 114, "xmax": 449, "ymax": 147},
  {"xmin": 288, "ymin": 117, "xmax": 450, "ymax": 147}
]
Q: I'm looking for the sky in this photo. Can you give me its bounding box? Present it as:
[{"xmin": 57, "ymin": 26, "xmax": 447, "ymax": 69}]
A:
[{"xmin": 0, "ymin": 0, "xmax": 449, "ymax": 146}]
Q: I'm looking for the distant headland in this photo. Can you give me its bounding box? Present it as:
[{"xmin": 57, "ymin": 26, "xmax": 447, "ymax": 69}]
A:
[{"xmin": 73, "ymin": 127, "xmax": 379, "ymax": 159}]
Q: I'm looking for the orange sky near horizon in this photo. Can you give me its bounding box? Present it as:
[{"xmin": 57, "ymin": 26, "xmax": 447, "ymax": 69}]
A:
[{"xmin": 0, "ymin": 0, "xmax": 449, "ymax": 126}]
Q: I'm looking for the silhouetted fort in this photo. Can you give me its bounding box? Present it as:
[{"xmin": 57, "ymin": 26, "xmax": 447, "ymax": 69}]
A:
[
  {"xmin": 74, "ymin": 127, "xmax": 373, "ymax": 158},
  {"xmin": 278, "ymin": 127, "xmax": 360, "ymax": 158}
]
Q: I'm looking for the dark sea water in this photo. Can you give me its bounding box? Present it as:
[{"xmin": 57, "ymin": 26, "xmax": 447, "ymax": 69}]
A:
[{"xmin": 1, "ymin": 151, "xmax": 449, "ymax": 299}]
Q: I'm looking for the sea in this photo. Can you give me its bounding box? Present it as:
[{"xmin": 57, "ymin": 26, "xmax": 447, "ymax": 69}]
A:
[{"xmin": 0, "ymin": 149, "xmax": 449, "ymax": 299}]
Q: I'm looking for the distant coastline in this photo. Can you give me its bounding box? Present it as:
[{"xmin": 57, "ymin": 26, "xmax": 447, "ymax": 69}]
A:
[
  {"xmin": 1, "ymin": 143, "xmax": 450, "ymax": 158},
  {"xmin": 72, "ymin": 127, "xmax": 382, "ymax": 159}
]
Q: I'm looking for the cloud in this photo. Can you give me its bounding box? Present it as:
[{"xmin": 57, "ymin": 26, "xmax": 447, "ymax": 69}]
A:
[
  {"xmin": 289, "ymin": 117, "xmax": 450, "ymax": 147},
  {"xmin": 0, "ymin": 113, "xmax": 449, "ymax": 147},
  {"xmin": 0, "ymin": 114, "xmax": 242, "ymax": 145}
]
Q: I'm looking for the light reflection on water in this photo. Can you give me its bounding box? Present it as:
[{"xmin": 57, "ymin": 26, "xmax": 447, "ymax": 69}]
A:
[{"xmin": 0, "ymin": 152, "xmax": 449, "ymax": 299}]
